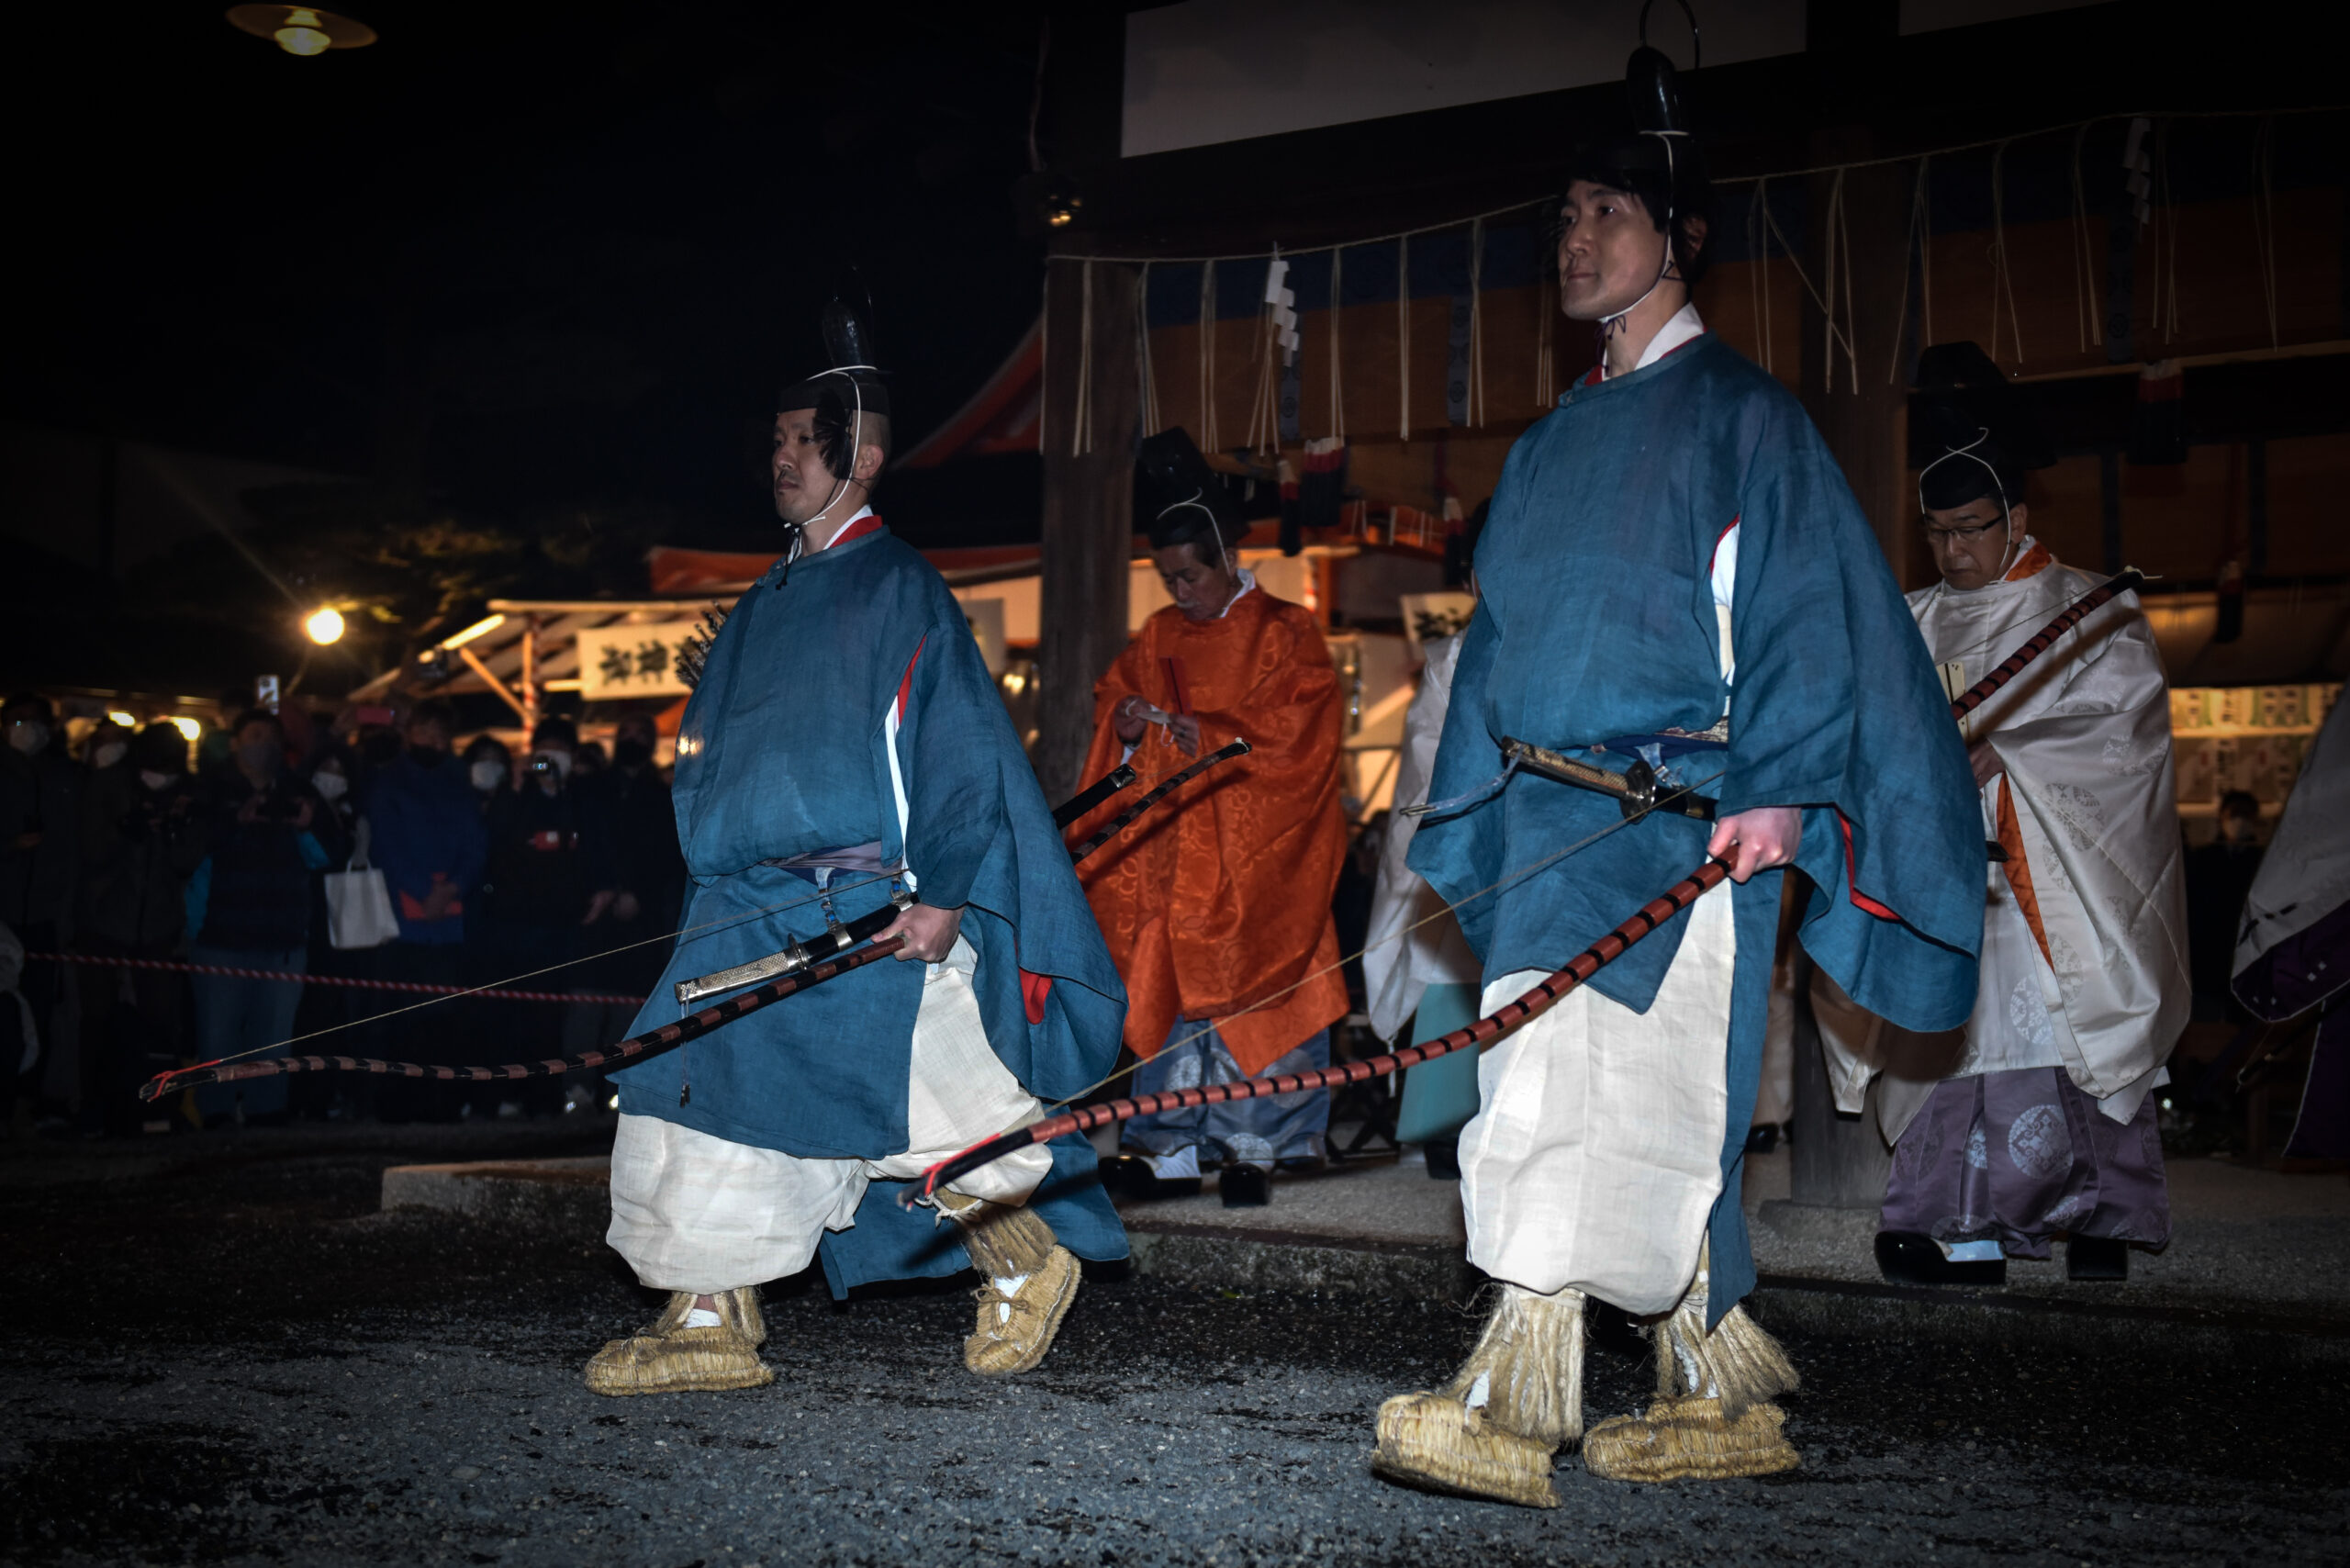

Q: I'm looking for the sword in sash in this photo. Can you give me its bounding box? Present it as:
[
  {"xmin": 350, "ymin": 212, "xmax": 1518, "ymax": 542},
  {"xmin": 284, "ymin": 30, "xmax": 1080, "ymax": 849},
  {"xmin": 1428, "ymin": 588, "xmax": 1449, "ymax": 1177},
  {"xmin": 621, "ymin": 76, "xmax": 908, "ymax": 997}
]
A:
[
  {"xmin": 1492, "ymin": 568, "xmax": 2147, "ymax": 827},
  {"xmin": 668, "ymin": 742, "xmax": 1244, "ymax": 1006}
]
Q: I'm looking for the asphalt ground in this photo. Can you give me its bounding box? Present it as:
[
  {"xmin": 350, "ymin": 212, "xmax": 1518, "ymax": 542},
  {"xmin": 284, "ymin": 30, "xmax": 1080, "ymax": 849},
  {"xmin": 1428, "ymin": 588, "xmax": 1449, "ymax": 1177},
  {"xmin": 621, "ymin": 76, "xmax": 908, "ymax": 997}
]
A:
[{"xmin": 3, "ymin": 1124, "xmax": 2344, "ymax": 1567}]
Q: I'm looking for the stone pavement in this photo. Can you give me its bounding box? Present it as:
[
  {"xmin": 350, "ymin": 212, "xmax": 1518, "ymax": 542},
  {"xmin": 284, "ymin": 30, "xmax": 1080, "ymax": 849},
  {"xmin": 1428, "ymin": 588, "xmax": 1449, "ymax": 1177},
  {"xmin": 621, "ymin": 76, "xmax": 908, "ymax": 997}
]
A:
[{"xmin": 380, "ymin": 1131, "xmax": 2350, "ymax": 1366}]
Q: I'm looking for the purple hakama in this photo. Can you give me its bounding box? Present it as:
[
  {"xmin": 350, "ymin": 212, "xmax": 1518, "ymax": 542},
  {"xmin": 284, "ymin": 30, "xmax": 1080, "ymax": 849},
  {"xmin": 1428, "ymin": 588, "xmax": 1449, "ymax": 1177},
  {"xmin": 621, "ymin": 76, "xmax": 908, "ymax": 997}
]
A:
[{"xmin": 1882, "ymin": 1065, "xmax": 2171, "ymax": 1259}]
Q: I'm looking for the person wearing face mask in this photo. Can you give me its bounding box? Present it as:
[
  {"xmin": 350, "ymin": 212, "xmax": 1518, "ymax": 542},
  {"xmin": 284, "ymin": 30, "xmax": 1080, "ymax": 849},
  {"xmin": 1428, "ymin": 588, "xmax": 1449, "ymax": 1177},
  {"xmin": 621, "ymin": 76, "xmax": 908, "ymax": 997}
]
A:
[
  {"xmin": 289, "ymin": 741, "xmax": 364, "ymax": 1119},
  {"xmin": 567, "ymin": 713, "xmax": 686, "ymax": 1105},
  {"xmin": 1825, "ymin": 371, "xmax": 2183, "ymax": 1290},
  {"xmin": 84, "ymin": 720, "xmax": 134, "ymax": 778},
  {"xmin": 463, "ymin": 734, "xmax": 513, "ymax": 808},
  {"xmin": 3, "ymin": 694, "xmax": 80, "ymax": 1126},
  {"xmin": 350, "ymin": 702, "xmax": 488, "ymax": 1119},
  {"xmin": 1069, "ymin": 431, "xmax": 1349, "ymax": 1210},
  {"xmin": 185, "ymin": 710, "xmax": 347, "ymax": 1126},
  {"xmin": 73, "ymin": 723, "xmax": 208, "ymax": 1135},
  {"xmin": 482, "ymin": 716, "xmax": 616, "ymax": 1117}
]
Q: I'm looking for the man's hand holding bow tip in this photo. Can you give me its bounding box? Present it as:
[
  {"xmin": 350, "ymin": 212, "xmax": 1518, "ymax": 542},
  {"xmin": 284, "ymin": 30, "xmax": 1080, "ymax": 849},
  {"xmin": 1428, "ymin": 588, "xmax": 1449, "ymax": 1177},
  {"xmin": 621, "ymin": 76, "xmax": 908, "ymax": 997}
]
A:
[
  {"xmin": 880, "ymin": 902, "xmax": 965, "ymax": 963},
  {"xmin": 1707, "ymin": 806, "xmax": 1802, "ymax": 884},
  {"xmin": 1167, "ymin": 714, "xmax": 1202, "ymax": 757}
]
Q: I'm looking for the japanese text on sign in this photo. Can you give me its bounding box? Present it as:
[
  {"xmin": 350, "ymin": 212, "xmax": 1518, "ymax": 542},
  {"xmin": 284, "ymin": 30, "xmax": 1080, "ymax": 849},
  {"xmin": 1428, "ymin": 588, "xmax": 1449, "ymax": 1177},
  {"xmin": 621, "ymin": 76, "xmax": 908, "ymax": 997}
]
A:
[{"xmin": 576, "ymin": 622, "xmax": 702, "ymax": 700}]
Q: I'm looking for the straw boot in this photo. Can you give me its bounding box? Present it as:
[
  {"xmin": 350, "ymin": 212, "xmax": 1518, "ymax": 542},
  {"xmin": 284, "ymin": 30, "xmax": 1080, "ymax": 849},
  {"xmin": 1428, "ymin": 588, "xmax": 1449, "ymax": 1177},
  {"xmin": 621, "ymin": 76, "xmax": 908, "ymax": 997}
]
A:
[
  {"xmin": 1371, "ymin": 1284, "xmax": 1585, "ymax": 1508},
  {"xmin": 1583, "ymin": 1248, "xmax": 1800, "ymax": 1482},
  {"xmin": 583, "ymin": 1286, "xmax": 773, "ymax": 1396},
  {"xmin": 938, "ymin": 1190, "xmax": 1080, "ymax": 1377}
]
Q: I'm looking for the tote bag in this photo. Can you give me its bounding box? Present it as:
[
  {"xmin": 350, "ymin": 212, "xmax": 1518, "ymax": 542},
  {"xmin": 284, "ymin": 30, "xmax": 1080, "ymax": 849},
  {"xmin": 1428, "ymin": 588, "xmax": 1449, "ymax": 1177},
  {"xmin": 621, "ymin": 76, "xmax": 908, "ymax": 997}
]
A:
[{"xmin": 326, "ymin": 818, "xmax": 403, "ymax": 950}]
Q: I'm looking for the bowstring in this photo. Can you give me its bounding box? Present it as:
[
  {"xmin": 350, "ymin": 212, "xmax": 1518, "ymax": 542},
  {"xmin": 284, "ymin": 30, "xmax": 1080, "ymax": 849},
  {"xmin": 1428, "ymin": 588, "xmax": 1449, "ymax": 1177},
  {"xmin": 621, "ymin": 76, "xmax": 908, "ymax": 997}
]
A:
[
  {"xmin": 184, "ymin": 758, "xmax": 1729, "ymax": 1081},
  {"xmin": 1027, "ymin": 766, "xmax": 1730, "ymax": 1119},
  {"xmin": 179, "ymin": 869, "xmax": 906, "ymax": 1070},
  {"xmin": 173, "ymin": 748, "xmax": 1205, "ymax": 1073}
]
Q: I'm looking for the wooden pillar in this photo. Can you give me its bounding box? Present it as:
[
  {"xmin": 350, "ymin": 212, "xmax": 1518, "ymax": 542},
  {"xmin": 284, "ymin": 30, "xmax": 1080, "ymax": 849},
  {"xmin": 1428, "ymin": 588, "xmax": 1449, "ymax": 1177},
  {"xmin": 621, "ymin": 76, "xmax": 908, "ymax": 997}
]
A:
[
  {"xmin": 1788, "ymin": 960, "xmax": 1896, "ymax": 1207},
  {"xmin": 1792, "ymin": 129, "xmax": 1914, "ymax": 1206},
  {"xmin": 1035, "ymin": 257, "xmax": 1141, "ymax": 801}
]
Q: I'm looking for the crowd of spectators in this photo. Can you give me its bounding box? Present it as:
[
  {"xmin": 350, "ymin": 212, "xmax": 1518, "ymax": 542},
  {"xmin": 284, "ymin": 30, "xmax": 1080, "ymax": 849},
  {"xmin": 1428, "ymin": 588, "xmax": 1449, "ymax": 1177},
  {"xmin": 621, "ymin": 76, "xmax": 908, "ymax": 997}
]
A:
[{"xmin": 0, "ymin": 690, "xmax": 685, "ymax": 1137}]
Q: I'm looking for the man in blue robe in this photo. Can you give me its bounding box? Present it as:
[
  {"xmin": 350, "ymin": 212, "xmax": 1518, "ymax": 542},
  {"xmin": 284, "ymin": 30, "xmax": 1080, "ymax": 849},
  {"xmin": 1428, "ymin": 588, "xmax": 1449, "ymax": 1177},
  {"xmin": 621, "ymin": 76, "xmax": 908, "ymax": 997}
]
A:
[
  {"xmin": 1371, "ymin": 121, "xmax": 1984, "ymax": 1502},
  {"xmin": 586, "ymin": 342, "xmax": 1127, "ymax": 1395}
]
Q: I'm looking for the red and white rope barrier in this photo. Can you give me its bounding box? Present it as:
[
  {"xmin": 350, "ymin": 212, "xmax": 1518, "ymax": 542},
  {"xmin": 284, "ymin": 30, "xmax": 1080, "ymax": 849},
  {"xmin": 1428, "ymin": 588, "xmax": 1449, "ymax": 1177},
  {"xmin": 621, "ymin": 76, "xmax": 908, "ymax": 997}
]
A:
[{"xmin": 26, "ymin": 951, "xmax": 644, "ymax": 1007}]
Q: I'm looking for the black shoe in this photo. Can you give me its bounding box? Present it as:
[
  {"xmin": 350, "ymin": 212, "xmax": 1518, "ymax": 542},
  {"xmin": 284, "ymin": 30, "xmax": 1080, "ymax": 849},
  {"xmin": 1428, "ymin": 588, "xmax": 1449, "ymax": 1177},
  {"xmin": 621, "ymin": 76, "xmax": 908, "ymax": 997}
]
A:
[
  {"xmin": 2066, "ymin": 1235, "xmax": 2130, "ymax": 1281},
  {"xmin": 1274, "ymin": 1155, "xmax": 1326, "ymax": 1176},
  {"xmin": 1102, "ymin": 1154, "xmax": 1201, "ymax": 1202},
  {"xmin": 1874, "ymin": 1230, "xmax": 2006, "ymax": 1287},
  {"xmin": 1423, "ymin": 1138, "xmax": 1461, "ymax": 1180},
  {"xmin": 1743, "ymin": 1123, "xmax": 1780, "ymax": 1156},
  {"xmin": 1219, "ymin": 1164, "xmax": 1271, "ymax": 1207}
]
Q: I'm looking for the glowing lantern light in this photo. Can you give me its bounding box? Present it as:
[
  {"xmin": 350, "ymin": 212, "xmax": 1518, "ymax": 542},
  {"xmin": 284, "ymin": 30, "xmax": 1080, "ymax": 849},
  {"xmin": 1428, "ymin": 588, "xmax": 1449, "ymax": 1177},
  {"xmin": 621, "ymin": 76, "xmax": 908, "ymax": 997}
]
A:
[{"xmin": 224, "ymin": 6, "xmax": 377, "ymax": 57}]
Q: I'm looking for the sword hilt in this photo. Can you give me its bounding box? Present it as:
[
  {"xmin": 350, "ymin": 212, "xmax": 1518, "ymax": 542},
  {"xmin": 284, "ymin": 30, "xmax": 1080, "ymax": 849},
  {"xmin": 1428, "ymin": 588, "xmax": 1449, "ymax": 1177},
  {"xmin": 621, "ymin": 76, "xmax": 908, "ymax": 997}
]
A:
[{"xmin": 672, "ymin": 887, "xmax": 915, "ymax": 1006}]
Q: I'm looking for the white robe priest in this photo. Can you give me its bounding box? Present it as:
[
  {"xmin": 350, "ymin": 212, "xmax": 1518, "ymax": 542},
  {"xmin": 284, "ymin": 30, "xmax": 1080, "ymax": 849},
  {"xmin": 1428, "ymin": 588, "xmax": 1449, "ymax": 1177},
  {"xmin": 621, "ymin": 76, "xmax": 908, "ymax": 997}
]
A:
[{"xmin": 1838, "ymin": 537, "xmax": 2187, "ymax": 1258}]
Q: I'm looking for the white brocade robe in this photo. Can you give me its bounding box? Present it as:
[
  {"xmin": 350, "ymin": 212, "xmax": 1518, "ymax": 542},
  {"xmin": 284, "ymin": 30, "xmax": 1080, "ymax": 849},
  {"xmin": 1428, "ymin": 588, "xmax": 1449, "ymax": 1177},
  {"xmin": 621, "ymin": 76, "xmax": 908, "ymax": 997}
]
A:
[
  {"xmin": 2233, "ymin": 693, "xmax": 2350, "ymax": 989},
  {"xmin": 1830, "ymin": 549, "xmax": 2189, "ymax": 1141}
]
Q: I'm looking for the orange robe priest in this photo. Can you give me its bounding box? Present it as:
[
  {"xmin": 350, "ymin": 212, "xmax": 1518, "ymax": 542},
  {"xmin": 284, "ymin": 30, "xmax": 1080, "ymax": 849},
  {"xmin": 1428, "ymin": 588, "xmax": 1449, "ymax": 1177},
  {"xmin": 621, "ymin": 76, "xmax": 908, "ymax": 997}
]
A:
[
  {"xmin": 1071, "ymin": 456, "xmax": 1350, "ymax": 1200},
  {"xmin": 1074, "ymin": 577, "xmax": 1350, "ymax": 1073}
]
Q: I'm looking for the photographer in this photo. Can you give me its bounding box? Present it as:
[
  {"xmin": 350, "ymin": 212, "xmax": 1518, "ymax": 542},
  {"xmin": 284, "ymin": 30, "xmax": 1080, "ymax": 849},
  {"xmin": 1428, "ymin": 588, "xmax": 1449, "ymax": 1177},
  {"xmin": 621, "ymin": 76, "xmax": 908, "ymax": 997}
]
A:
[
  {"xmin": 186, "ymin": 710, "xmax": 345, "ymax": 1126},
  {"xmin": 75, "ymin": 723, "xmax": 207, "ymax": 1135}
]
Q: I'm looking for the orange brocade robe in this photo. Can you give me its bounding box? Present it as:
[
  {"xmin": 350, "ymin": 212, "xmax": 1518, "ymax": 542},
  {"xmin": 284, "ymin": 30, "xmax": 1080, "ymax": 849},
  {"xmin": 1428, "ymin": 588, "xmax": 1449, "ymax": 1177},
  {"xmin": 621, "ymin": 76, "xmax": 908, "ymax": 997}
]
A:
[{"xmin": 1073, "ymin": 587, "xmax": 1350, "ymax": 1075}]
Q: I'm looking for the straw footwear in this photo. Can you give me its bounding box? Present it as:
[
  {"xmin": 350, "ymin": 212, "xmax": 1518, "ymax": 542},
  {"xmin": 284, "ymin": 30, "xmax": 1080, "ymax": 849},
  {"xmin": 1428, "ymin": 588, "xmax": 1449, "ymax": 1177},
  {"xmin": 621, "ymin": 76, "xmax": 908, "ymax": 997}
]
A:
[
  {"xmin": 943, "ymin": 1193, "xmax": 1080, "ymax": 1377},
  {"xmin": 1581, "ymin": 1394, "xmax": 1798, "ymax": 1481},
  {"xmin": 584, "ymin": 1287, "xmax": 773, "ymax": 1396},
  {"xmin": 1372, "ymin": 1392, "xmax": 1561, "ymax": 1508},
  {"xmin": 1581, "ymin": 1247, "xmax": 1800, "ymax": 1481},
  {"xmin": 1370, "ymin": 1284, "xmax": 1584, "ymax": 1508}
]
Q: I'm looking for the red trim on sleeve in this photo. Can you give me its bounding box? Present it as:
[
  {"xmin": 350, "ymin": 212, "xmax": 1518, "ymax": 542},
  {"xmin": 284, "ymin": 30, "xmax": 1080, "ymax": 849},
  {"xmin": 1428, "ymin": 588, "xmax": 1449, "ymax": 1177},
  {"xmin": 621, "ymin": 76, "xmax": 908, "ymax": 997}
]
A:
[
  {"xmin": 1020, "ymin": 969, "xmax": 1053, "ymax": 1025},
  {"xmin": 894, "ymin": 633, "xmax": 927, "ymax": 723},
  {"xmin": 1707, "ymin": 514, "xmax": 1740, "ymax": 576},
  {"xmin": 1837, "ymin": 812, "xmax": 1902, "ymax": 922}
]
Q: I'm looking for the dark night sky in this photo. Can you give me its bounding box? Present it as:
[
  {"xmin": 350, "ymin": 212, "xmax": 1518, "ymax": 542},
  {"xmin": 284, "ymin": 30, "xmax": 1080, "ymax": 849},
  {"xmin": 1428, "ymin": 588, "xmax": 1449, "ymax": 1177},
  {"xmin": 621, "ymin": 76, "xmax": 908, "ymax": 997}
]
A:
[{"xmin": 3, "ymin": 3, "xmax": 1060, "ymax": 689}]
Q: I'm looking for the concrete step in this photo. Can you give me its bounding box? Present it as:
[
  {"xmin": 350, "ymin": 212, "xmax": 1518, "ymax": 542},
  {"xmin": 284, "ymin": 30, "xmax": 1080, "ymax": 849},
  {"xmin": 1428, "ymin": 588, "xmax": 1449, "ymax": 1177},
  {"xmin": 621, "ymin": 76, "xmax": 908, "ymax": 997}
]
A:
[{"xmin": 378, "ymin": 1145, "xmax": 2350, "ymax": 1366}]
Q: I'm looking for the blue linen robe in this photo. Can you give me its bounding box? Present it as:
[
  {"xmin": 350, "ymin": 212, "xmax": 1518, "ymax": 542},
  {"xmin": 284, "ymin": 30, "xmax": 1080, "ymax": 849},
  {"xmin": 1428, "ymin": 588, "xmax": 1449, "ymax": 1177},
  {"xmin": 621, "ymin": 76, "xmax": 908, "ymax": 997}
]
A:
[
  {"xmin": 611, "ymin": 524, "xmax": 1128, "ymax": 1295},
  {"xmin": 1408, "ymin": 334, "xmax": 1986, "ymax": 1320}
]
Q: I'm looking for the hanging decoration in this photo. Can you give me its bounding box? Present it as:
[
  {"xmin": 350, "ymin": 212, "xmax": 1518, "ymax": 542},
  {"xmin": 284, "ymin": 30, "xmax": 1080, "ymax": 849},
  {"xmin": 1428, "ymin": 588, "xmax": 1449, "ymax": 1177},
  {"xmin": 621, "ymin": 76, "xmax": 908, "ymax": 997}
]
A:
[
  {"xmin": 1136, "ymin": 261, "xmax": 1163, "ymax": 436},
  {"xmin": 1986, "ymin": 141, "xmax": 2026, "ymax": 365},
  {"xmin": 1467, "ymin": 218, "xmax": 1487, "ymax": 426},
  {"xmin": 1888, "ymin": 157, "xmax": 1934, "ymax": 385},
  {"xmin": 1821, "ymin": 167, "xmax": 1861, "ymax": 393},
  {"xmin": 2066, "ymin": 127, "xmax": 2103, "ymax": 353},
  {"xmin": 1041, "ymin": 101, "xmax": 2342, "ymax": 446},
  {"xmin": 1399, "ymin": 236, "xmax": 1414, "ymax": 440},
  {"xmin": 1747, "ymin": 178, "xmax": 1774, "ymax": 377},
  {"xmin": 1197, "ymin": 261, "xmax": 1220, "ymax": 451},
  {"xmin": 1069, "ymin": 260, "xmax": 1096, "ymax": 456},
  {"xmin": 1327, "ymin": 248, "xmax": 1347, "ymax": 439},
  {"xmin": 1247, "ymin": 252, "xmax": 1291, "ymax": 454},
  {"xmin": 1533, "ymin": 239, "xmax": 1555, "ymax": 409}
]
